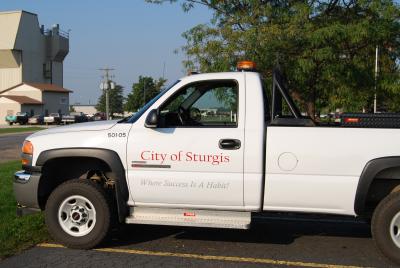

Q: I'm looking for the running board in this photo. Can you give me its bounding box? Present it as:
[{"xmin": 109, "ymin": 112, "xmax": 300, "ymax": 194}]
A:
[{"xmin": 125, "ymin": 207, "xmax": 251, "ymax": 229}]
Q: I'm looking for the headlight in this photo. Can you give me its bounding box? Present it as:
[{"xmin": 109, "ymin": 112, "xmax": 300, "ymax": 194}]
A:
[{"xmin": 21, "ymin": 140, "xmax": 33, "ymax": 166}]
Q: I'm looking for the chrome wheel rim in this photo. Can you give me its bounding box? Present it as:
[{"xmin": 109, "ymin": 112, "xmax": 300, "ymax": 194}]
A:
[
  {"xmin": 390, "ymin": 211, "xmax": 400, "ymax": 248},
  {"xmin": 58, "ymin": 195, "xmax": 96, "ymax": 237}
]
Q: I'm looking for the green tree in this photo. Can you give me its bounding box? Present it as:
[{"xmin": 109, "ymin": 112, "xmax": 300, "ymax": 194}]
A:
[
  {"xmin": 125, "ymin": 76, "xmax": 167, "ymax": 112},
  {"xmin": 148, "ymin": 0, "xmax": 400, "ymax": 117},
  {"xmin": 96, "ymin": 84, "xmax": 125, "ymax": 117}
]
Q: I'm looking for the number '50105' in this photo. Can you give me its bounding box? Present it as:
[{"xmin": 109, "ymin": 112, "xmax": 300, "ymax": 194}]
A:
[{"xmin": 108, "ymin": 133, "xmax": 126, "ymax": 138}]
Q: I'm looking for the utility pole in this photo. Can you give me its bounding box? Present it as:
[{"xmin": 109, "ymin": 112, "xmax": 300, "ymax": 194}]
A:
[
  {"xmin": 143, "ymin": 82, "xmax": 146, "ymax": 106},
  {"xmin": 99, "ymin": 67, "xmax": 115, "ymax": 120},
  {"xmin": 374, "ymin": 46, "xmax": 378, "ymax": 114},
  {"xmin": 162, "ymin": 62, "xmax": 166, "ymax": 80}
]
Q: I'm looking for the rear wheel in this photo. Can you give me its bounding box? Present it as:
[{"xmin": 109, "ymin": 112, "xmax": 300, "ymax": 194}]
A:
[
  {"xmin": 45, "ymin": 179, "xmax": 113, "ymax": 249},
  {"xmin": 372, "ymin": 192, "xmax": 400, "ymax": 264}
]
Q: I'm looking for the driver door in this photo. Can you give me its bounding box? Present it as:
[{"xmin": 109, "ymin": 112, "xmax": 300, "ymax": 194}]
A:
[{"xmin": 127, "ymin": 78, "xmax": 245, "ymax": 208}]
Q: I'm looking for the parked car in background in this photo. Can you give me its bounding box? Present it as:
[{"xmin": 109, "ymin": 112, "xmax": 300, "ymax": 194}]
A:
[
  {"xmin": 86, "ymin": 114, "xmax": 94, "ymax": 121},
  {"xmin": 61, "ymin": 114, "xmax": 75, "ymax": 124},
  {"xmin": 5, "ymin": 114, "xmax": 17, "ymax": 125},
  {"xmin": 71, "ymin": 112, "xmax": 88, "ymax": 123},
  {"xmin": 44, "ymin": 113, "xmax": 61, "ymax": 125},
  {"xmin": 28, "ymin": 114, "xmax": 44, "ymax": 125},
  {"xmin": 93, "ymin": 112, "xmax": 106, "ymax": 121},
  {"xmin": 61, "ymin": 112, "xmax": 88, "ymax": 124},
  {"xmin": 5, "ymin": 112, "xmax": 29, "ymax": 125}
]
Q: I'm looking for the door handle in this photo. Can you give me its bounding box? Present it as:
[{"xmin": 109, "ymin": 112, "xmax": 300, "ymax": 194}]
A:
[{"xmin": 219, "ymin": 139, "xmax": 241, "ymax": 150}]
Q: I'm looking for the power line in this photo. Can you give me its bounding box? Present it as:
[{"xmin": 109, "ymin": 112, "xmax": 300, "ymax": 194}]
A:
[{"xmin": 98, "ymin": 67, "xmax": 115, "ymax": 82}]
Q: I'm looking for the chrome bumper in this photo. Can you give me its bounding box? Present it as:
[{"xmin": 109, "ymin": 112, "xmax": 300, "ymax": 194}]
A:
[
  {"xmin": 14, "ymin": 170, "xmax": 31, "ymax": 183},
  {"xmin": 13, "ymin": 170, "xmax": 41, "ymax": 214}
]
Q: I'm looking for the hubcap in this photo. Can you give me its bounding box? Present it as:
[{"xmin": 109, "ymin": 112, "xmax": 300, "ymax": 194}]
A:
[
  {"xmin": 390, "ymin": 212, "xmax": 400, "ymax": 248},
  {"xmin": 58, "ymin": 195, "xmax": 96, "ymax": 237}
]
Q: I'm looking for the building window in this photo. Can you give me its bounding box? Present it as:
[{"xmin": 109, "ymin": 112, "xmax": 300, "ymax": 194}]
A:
[
  {"xmin": 43, "ymin": 62, "xmax": 52, "ymax": 79},
  {"xmin": 60, "ymin": 97, "xmax": 67, "ymax": 105}
]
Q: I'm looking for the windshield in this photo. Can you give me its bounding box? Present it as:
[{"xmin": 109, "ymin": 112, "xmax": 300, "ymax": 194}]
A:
[{"xmin": 126, "ymin": 80, "xmax": 180, "ymax": 123}]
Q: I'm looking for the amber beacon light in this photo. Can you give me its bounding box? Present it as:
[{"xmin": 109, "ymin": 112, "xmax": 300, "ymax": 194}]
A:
[{"xmin": 237, "ymin": 61, "xmax": 257, "ymax": 71}]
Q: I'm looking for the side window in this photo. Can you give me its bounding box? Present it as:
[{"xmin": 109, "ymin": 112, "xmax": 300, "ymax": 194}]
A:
[{"xmin": 159, "ymin": 80, "xmax": 238, "ymax": 128}]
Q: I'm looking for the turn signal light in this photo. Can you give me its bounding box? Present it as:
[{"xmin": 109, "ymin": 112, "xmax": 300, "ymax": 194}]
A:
[
  {"xmin": 22, "ymin": 140, "xmax": 33, "ymax": 155},
  {"xmin": 237, "ymin": 61, "xmax": 257, "ymax": 71},
  {"xmin": 21, "ymin": 158, "xmax": 30, "ymax": 165}
]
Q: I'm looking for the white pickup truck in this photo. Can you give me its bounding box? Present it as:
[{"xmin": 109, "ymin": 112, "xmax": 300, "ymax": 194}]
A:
[{"xmin": 14, "ymin": 62, "xmax": 400, "ymax": 264}]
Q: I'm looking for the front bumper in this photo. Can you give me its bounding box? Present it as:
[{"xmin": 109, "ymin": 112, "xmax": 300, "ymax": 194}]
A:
[{"xmin": 13, "ymin": 170, "xmax": 41, "ymax": 214}]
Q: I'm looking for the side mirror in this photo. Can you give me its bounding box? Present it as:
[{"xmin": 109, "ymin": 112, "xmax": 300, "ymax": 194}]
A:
[{"xmin": 144, "ymin": 109, "xmax": 159, "ymax": 128}]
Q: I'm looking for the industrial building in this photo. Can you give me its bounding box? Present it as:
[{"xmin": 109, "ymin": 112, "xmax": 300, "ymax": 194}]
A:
[
  {"xmin": 0, "ymin": 10, "xmax": 71, "ymax": 124},
  {"xmin": 70, "ymin": 104, "xmax": 97, "ymax": 115}
]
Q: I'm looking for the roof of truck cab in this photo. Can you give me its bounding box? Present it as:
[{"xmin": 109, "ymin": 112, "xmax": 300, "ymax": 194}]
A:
[{"xmin": 178, "ymin": 71, "xmax": 261, "ymax": 84}]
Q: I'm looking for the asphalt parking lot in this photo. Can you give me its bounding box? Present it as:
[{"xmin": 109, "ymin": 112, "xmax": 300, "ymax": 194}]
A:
[
  {"xmin": 0, "ymin": 132, "xmax": 32, "ymax": 163},
  {"xmin": 1, "ymin": 218, "xmax": 397, "ymax": 268}
]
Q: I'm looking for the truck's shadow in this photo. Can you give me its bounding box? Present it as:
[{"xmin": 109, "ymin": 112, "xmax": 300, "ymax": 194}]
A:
[{"xmin": 104, "ymin": 218, "xmax": 371, "ymax": 248}]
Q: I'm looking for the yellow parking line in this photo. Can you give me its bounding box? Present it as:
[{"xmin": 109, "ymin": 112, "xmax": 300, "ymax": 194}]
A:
[{"xmin": 37, "ymin": 243, "xmax": 369, "ymax": 268}]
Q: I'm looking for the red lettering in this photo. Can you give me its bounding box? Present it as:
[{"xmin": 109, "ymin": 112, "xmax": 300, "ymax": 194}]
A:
[{"xmin": 141, "ymin": 150, "xmax": 150, "ymax": 160}]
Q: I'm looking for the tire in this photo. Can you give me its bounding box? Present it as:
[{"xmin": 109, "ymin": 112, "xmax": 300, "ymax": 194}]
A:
[
  {"xmin": 45, "ymin": 179, "xmax": 113, "ymax": 249},
  {"xmin": 372, "ymin": 191, "xmax": 400, "ymax": 265}
]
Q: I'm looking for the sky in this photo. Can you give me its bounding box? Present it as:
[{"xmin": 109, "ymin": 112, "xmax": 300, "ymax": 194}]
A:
[{"xmin": 0, "ymin": 1, "xmax": 213, "ymax": 104}]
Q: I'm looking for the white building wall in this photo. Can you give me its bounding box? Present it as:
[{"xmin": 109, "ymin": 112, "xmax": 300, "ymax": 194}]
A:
[
  {"xmin": 0, "ymin": 67, "xmax": 22, "ymax": 91},
  {"xmin": 0, "ymin": 11, "xmax": 23, "ymax": 92},
  {"xmin": 0, "ymin": 11, "xmax": 21, "ymax": 49},
  {"xmin": 72, "ymin": 105, "xmax": 97, "ymax": 115},
  {"xmin": 1, "ymin": 84, "xmax": 42, "ymax": 101},
  {"xmin": 0, "ymin": 98, "xmax": 20, "ymax": 125}
]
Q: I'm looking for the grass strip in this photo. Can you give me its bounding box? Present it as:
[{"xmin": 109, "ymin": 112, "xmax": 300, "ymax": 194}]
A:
[{"xmin": 0, "ymin": 160, "xmax": 49, "ymax": 259}]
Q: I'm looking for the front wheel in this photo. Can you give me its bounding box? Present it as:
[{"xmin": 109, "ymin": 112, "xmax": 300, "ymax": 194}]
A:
[
  {"xmin": 45, "ymin": 179, "xmax": 113, "ymax": 249},
  {"xmin": 372, "ymin": 191, "xmax": 400, "ymax": 264}
]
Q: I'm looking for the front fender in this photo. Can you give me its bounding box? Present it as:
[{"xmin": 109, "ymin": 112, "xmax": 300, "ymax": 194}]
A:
[{"xmin": 36, "ymin": 148, "xmax": 129, "ymax": 222}]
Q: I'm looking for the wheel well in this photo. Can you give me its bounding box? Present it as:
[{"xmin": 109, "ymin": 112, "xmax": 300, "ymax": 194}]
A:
[
  {"xmin": 364, "ymin": 166, "xmax": 400, "ymax": 215},
  {"xmin": 37, "ymin": 157, "xmax": 113, "ymax": 210}
]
